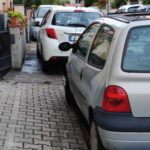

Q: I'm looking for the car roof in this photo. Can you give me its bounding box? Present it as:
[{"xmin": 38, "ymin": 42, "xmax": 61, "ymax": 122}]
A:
[
  {"xmin": 38, "ymin": 5, "xmax": 63, "ymax": 8},
  {"xmin": 119, "ymin": 4, "xmax": 142, "ymax": 8},
  {"xmin": 50, "ymin": 6, "xmax": 100, "ymax": 13},
  {"xmin": 106, "ymin": 12, "xmax": 150, "ymax": 23}
]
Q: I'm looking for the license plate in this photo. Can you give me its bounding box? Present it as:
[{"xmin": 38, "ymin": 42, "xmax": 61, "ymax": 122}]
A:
[{"xmin": 69, "ymin": 35, "xmax": 79, "ymax": 42}]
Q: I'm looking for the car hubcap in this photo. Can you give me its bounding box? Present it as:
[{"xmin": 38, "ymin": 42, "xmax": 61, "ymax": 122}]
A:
[{"xmin": 90, "ymin": 121, "xmax": 98, "ymax": 150}]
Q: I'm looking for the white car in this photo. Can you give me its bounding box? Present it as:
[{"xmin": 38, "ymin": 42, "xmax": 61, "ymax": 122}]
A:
[
  {"xmin": 32, "ymin": 5, "xmax": 63, "ymax": 40},
  {"xmin": 58, "ymin": 12, "xmax": 150, "ymax": 150},
  {"xmin": 34, "ymin": 7, "xmax": 102, "ymax": 71},
  {"xmin": 116, "ymin": 4, "xmax": 142, "ymax": 12}
]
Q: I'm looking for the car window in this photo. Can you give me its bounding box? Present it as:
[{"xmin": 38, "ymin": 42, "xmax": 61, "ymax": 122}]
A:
[
  {"xmin": 122, "ymin": 26, "xmax": 150, "ymax": 72},
  {"xmin": 52, "ymin": 12, "xmax": 101, "ymax": 27},
  {"xmin": 37, "ymin": 7, "xmax": 50, "ymax": 18},
  {"xmin": 128, "ymin": 7, "xmax": 139, "ymax": 12},
  {"xmin": 148, "ymin": 8, "xmax": 150, "ymax": 12},
  {"xmin": 75, "ymin": 24, "xmax": 99, "ymax": 59},
  {"xmin": 88, "ymin": 25, "xmax": 114, "ymax": 69},
  {"xmin": 41, "ymin": 10, "xmax": 51, "ymax": 26}
]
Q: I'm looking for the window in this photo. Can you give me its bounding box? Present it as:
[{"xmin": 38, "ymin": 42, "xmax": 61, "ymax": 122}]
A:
[
  {"xmin": 122, "ymin": 27, "xmax": 150, "ymax": 72},
  {"xmin": 41, "ymin": 11, "xmax": 51, "ymax": 26},
  {"xmin": 52, "ymin": 12, "xmax": 100, "ymax": 27},
  {"xmin": 128, "ymin": 7, "xmax": 139, "ymax": 12},
  {"xmin": 88, "ymin": 25, "xmax": 114, "ymax": 69},
  {"xmin": 76, "ymin": 24, "xmax": 99, "ymax": 59},
  {"xmin": 37, "ymin": 7, "xmax": 50, "ymax": 18}
]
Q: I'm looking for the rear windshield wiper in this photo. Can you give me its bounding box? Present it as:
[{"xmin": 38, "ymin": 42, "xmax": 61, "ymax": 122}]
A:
[{"xmin": 68, "ymin": 24, "xmax": 87, "ymax": 27}]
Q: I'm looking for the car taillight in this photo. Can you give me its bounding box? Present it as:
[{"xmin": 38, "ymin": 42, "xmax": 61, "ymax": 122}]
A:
[
  {"xmin": 46, "ymin": 28, "xmax": 57, "ymax": 39},
  {"xmin": 102, "ymin": 86, "xmax": 131, "ymax": 113},
  {"xmin": 51, "ymin": 57, "xmax": 57, "ymax": 60}
]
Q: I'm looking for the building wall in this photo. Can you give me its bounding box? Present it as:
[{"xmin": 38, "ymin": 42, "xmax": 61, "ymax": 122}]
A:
[
  {"xmin": 14, "ymin": 5, "xmax": 24, "ymax": 15},
  {"xmin": 0, "ymin": 0, "xmax": 13, "ymax": 13}
]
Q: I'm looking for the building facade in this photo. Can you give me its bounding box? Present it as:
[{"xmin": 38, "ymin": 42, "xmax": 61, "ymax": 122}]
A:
[{"xmin": 0, "ymin": 0, "xmax": 13, "ymax": 14}]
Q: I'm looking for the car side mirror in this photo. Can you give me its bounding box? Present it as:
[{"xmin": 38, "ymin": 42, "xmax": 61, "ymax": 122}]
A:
[
  {"xmin": 59, "ymin": 42, "xmax": 76, "ymax": 51},
  {"xmin": 33, "ymin": 16, "xmax": 35, "ymax": 19},
  {"xmin": 31, "ymin": 21, "xmax": 40, "ymax": 27}
]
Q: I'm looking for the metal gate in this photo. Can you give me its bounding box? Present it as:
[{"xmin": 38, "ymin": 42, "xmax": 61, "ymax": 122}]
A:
[{"xmin": 0, "ymin": 31, "xmax": 11, "ymax": 71}]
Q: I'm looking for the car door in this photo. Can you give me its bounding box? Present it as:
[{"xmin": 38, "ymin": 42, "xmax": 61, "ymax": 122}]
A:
[
  {"xmin": 80, "ymin": 24, "xmax": 115, "ymax": 119},
  {"xmin": 68, "ymin": 23, "xmax": 100, "ymax": 110},
  {"xmin": 38, "ymin": 10, "xmax": 51, "ymax": 54}
]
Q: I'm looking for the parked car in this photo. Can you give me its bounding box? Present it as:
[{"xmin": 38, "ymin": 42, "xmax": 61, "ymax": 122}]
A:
[
  {"xmin": 34, "ymin": 7, "xmax": 102, "ymax": 71},
  {"xmin": 58, "ymin": 12, "xmax": 150, "ymax": 150},
  {"xmin": 32, "ymin": 5, "xmax": 63, "ymax": 40},
  {"xmin": 116, "ymin": 4, "xmax": 142, "ymax": 12},
  {"xmin": 136, "ymin": 5, "xmax": 150, "ymax": 12}
]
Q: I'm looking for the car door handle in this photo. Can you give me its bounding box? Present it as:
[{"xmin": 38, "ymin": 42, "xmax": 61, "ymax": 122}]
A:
[{"xmin": 80, "ymin": 69, "xmax": 83, "ymax": 80}]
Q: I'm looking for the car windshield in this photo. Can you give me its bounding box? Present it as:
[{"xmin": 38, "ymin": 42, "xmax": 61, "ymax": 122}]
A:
[
  {"xmin": 128, "ymin": 6, "xmax": 139, "ymax": 12},
  {"xmin": 122, "ymin": 26, "xmax": 150, "ymax": 72},
  {"xmin": 53, "ymin": 12, "xmax": 101, "ymax": 27},
  {"xmin": 37, "ymin": 7, "xmax": 50, "ymax": 17}
]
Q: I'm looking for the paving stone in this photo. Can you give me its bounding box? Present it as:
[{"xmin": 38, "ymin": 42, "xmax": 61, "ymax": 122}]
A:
[
  {"xmin": 1, "ymin": 119, "xmax": 17, "ymax": 125},
  {"xmin": 34, "ymin": 130, "xmax": 50, "ymax": 136},
  {"xmin": 34, "ymin": 139, "xmax": 51, "ymax": 146},
  {"xmin": 43, "ymin": 136, "xmax": 59, "ymax": 142},
  {"xmin": 51, "ymin": 132, "xmax": 67, "ymax": 138},
  {"xmin": 18, "ymin": 121, "xmax": 33, "ymax": 126},
  {"xmin": 13, "ymin": 147, "xmax": 32, "ymax": 150},
  {"xmin": 26, "ymin": 125, "xmax": 41, "ymax": 130},
  {"xmin": 60, "ymin": 137, "xmax": 77, "ymax": 144},
  {"xmin": 24, "ymin": 143, "xmax": 42, "ymax": 150},
  {"xmin": 70, "ymin": 143, "xmax": 88, "ymax": 150},
  {"xmin": 0, "ymin": 78, "xmax": 88, "ymax": 150},
  {"xmin": 16, "ymin": 128, "xmax": 33, "ymax": 134},
  {"xmin": 15, "ymin": 137, "xmax": 33, "ymax": 144},
  {"xmin": 52, "ymin": 141, "xmax": 70, "ymax": 148},
  {"xmin": 4, "ymin": 141, "xmax": 23, "ymax": 148},
  {"xmin": 25, "ymin": 133, "xmax": 41, "ymax": 140},
  {"xmin": 43, "ymin": 145, "xmax": 61, "ymax": 150}
]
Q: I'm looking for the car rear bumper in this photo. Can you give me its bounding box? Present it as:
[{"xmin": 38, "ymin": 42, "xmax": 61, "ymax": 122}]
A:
[
  {"xmin": 94, "ymin": 107, "xmax": 150, "ymax": 150},
  {"xmin": 42, "ymin": 37, "xmax": 72, "ymax": 61},
  {"xmin": 98, "ymin": 127, "xmax": 150, "ymax": 150}
]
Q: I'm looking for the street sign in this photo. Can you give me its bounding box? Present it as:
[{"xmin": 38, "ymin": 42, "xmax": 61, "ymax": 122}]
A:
[{"xmin": 70, "ymin": 0, "xmax": 76, "ymax": 4}]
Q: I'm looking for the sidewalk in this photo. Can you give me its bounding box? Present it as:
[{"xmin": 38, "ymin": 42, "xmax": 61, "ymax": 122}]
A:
[{"xmin": 0, "ymin": 42, "xmax": 88, "ymax": 150}]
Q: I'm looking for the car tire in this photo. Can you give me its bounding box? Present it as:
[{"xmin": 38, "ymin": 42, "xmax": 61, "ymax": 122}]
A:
[
  {"xmin": 90, "ymin": 118, "xmax": 106, "ymax": 150},
  {"xmin": 65, "ymin": 77, "xmax": 75, "ymax": 105},
  {"xmin": 42, "ymin": 59, "xmax": 49, "ymax": 72},
  {"xmin": 36, "ymin": 42, "xmax": 42, "ymax": 59}
]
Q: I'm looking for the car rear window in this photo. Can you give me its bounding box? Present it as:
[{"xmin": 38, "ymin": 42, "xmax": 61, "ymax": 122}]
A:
[
  {"xmin": 52, "ymin": 12, "xmax": 101, "ymax": 27},
  {"xmin": 128, "ymin": 6, "xmax": 139, "ymax": 12},
  {"xmin": 122, "ymin": 26, "xmax": 150, "ymax": 72},
  {"xmin": 37, "ymin": 7, "xmax": 50, "ymax": 17}
]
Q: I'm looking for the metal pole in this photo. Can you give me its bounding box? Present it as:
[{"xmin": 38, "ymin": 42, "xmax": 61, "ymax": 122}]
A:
[{"xmin": 107, "ymin": 0, "xmax": 110, "ymax": 14}]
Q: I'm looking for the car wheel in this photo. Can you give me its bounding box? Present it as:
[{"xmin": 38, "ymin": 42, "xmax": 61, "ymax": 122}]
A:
[
  {"xmin": 65, "ymin": 77, "xmax": 75, "ymax": 105},
  {"xmin": 36, "ymin": 42, "xmax": 42, "ymax": 59},
  {"xmin": 90, "ymin": 118, "xmax": 106, "ymax": 150}
]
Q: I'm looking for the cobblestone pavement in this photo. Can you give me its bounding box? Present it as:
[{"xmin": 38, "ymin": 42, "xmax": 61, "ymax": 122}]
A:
[{"xmin": 0, "ymin": 42, "xmax": 89, "ymax": 150}]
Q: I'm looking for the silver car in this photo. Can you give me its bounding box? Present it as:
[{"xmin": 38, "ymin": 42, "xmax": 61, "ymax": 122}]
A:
[{"xmin": 59, "ymin": 12, "xmax": 150, "ymax": 150}]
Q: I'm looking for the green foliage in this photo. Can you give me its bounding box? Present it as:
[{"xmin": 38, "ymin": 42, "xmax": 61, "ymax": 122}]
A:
[
  {"xmin": 85, "ymin": 0, "xmax": 97, "ymax": 7},
  {"xmin": 7, "ymin": 11, "xmax": 24, "ymax": 18},
  {"xmin": 13, "ymin": 0, "xmax": 23, "ymax": 4},
  {"xmin": 52, "ymin": 2, "xmax": 58, "ymax": 5},
  {"xmin": 143, "ymin": 0, "xmax": 150, "ymax": 4},
  {"xmin": 31, "ymin": 5, "xmax": 36, "ymax": 7}
]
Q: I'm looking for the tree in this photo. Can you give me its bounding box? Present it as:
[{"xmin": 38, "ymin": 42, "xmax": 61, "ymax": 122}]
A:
[
  {"xmin": 85, "ymin": 0, "xmax": 97, "ymax": 7},
  {"xmin": 143, "ymin": 0, "xmax": 150, "ymax": 4},
  {"xmin": 13, "ymin": 0, "xmax": 23, "ymax": 4}
]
